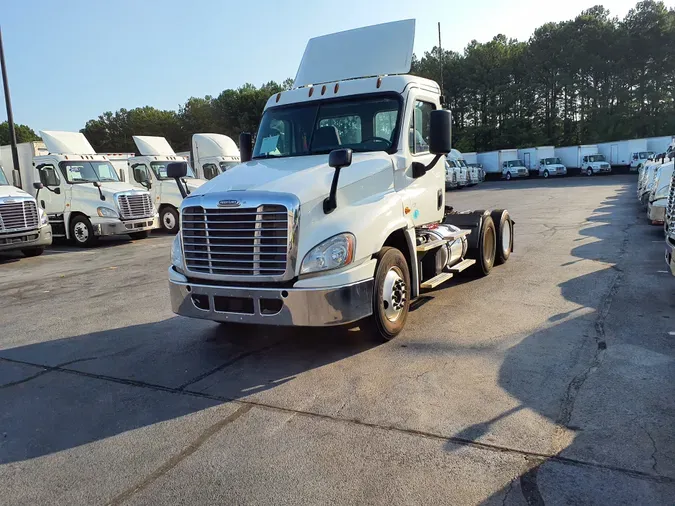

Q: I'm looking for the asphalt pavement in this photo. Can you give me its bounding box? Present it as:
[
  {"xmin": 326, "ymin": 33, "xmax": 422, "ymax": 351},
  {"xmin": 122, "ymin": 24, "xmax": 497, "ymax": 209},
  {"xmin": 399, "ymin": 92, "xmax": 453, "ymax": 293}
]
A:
[{"xmin": 1, "ymin": 174, "xmax": 673, "ymax": 505}]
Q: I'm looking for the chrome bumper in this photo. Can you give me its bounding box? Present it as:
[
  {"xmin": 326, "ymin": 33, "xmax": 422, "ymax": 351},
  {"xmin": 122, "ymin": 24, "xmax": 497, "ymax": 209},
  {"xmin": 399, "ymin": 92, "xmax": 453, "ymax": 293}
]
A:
[
  {"xmin": 0, "ymin": 224, "xmax": 52, "ymax": 252},
  {"xmin": 168, "ymin": 266, "xmax": 374, "ymax": 326},
  {"xmin": 93, "ymin": 215, "xmax": 159, "ymax": 237},
  {"xmin": 666, "ymin": 236, "xmax": 675, "ymax": 276}
]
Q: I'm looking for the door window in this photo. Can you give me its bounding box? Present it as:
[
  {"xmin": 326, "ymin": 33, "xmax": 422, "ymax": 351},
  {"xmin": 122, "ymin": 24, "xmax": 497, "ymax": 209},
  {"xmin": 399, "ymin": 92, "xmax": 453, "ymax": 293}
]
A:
[
  {"xmin": 38, "ymin": 165, "xmax": 60, "ymax": 187},
  {"xmin": 408, "ymin": 101, "xmax": 435, "ymax": 154},
  {"xmin": 203, "ymin": 163, "xmax": 219, "ymax": 180},
  {"xmin": 132, "ymin": 164, "xmax": 150, "ymax": 184}
]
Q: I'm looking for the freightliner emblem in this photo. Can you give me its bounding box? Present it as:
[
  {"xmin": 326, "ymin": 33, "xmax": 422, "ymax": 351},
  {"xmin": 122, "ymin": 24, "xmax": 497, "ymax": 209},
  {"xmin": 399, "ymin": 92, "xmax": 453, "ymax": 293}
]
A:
[{"xmin": 218, "ymin": 199, "xmax": 241, "ymax": 208}]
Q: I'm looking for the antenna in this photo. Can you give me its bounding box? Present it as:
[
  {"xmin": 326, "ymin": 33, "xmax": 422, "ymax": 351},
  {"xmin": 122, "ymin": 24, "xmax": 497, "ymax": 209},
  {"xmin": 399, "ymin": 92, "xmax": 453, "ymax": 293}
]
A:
[{"xmin": 438, "ymin": 22, "xmax": 444, "ymax": 107}]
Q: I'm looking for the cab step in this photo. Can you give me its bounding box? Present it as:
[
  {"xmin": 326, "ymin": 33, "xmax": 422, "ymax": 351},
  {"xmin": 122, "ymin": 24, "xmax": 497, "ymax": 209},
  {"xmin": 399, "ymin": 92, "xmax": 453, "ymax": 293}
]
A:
[
  {"xmin": 420, "ymin": 272, "xmax": 453, "ymax": 289},
  {"xmin": 416, "ymin": 239, "xmax": 448, "ymax": 252},
  {"xmin": 447, "ymin": 259, "xmax": 476, "ymax": 273}
]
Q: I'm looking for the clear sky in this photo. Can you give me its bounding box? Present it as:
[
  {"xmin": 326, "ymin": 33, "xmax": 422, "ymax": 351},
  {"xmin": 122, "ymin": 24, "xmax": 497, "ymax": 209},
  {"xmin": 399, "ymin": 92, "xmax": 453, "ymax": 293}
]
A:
[{"xmin": 2, "ymin": 0, "xmax": 636, "ymax": 134}]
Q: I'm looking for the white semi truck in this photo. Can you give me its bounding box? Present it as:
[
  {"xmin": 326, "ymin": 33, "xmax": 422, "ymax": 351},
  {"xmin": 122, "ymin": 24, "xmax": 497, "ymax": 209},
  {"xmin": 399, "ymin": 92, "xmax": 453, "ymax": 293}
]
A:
[
  {"xmin": 0, "ymin": 164, "xmax": 52, "ymax": 257},
  {"xmin": 665, "ymin": 161, "xmax": 675, "ymax": 275},
  {"xmin": 555, "ymin": 145, "xmax": 611, "ymax": 176},
  {"xmin": 167, "ymin": 20, "xmax": 514, "ymax": 341},
  {"xmin": 126, "ymin": 136, "xmax": 205, "ymax": 233},
  {"xmin": 190, "ymin": 133, "xmax": 240, "ymax": 180},
  {"xmin": 647, "ymin": 156, "xmax": 673, "ymax": 226},
  {"xmin": 477, "ymin": 150, "xmax": 528, "ymax": 180},
  {"xmin": 1, "ymin": 132, "xmax": 158, "ymax": 247},
  {"xmin": 518, "ymin": 146, "xmax": 567, "ymax": 178}
]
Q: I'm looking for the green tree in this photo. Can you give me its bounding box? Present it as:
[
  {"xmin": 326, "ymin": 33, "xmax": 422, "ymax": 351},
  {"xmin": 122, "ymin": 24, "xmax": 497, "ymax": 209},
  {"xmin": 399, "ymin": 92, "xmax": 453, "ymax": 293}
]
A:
[{"xmin": 0, "ymin": 122, "xmax": 40, "ymax": 145}]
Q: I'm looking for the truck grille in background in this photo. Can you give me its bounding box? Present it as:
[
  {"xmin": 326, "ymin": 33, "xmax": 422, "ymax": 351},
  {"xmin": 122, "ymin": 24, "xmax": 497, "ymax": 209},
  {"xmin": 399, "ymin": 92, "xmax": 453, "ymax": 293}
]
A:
[
  {"xmin": 118, "ymin": 194, "xmax": 153, "ymax": 219},
  {"xmin": 666, "ymin": 170, "xmax": 675, "ymax": 230},
  {"xmin": 182, "ymin": 205, "xmax": 289, "ymax": 277},
  {"xmin": 0, "ymin": 201, "xmax": 38, "ymax": 232}
]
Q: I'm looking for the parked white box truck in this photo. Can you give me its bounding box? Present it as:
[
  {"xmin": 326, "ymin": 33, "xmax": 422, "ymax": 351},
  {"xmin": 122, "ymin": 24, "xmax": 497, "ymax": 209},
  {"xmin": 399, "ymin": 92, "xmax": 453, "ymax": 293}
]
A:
[
  {"xmin": 167, "ymin": 20, "xmax": 515, "ymax": 341},
  {"xmin": 477, "ymin": 149, "xmax": 527, "ymax": 180},
  {"xmin": 1, "ymin": 132, "xmax": 158, "ymax": 247},
  {"xmin": 517, "ymin": 146, "xmax": 566, "ymax": 178},
  {"xmin": 0, "ymin": 163, "xmax": 52, "ymax": 257},
  {"xmin": 597, "ymin": 138, "xmax": 651, "ymax": 170},
  {"xmin": 126, "ymin": 136, "xmax": 205, "ymax": 233},
  {"xmin": 554, "ymin": 145, "xmax": 610, "ymax": 176}
]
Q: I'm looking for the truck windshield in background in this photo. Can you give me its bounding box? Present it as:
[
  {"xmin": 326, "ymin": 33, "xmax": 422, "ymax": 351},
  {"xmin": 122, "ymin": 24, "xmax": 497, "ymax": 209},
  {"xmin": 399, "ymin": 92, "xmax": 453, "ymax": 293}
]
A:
[
  {"xmin": 0, "ymin": 167, "xmax": 8, "ymax": 185},
  {"xmin": 59, "ymin": 161, "xmax": 120, "ymax": 183},
  {"xmin": 637, "ymin": 152, "xmax": 654, "ymax": 160},
  {"xmin": 543, "ymin": 157, "xmax": 562, "ymax": 165},
  {"xmin": 506, "ymin": 160, "xmax": 525, "ymax": 168},
  {"xmin": 588, "ymin": 155, "xmax": 606, "ymax": 162},
  {"xmin": 150, "ymin": 161, "xmax": 196, "ymax": 180},
  {"xmin": 253, "ymin": 95, "xmax": 401, "ymax": 159}
]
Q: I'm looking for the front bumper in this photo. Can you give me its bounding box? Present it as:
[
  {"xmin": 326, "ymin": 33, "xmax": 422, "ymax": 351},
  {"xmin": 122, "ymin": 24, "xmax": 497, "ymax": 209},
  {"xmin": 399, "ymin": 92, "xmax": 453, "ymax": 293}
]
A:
[
  {"xmin": 665, "ymin": 235, "xmax": 675, "ymax": 276},
  {"xmin": 92, "ymin": 215, "xmax": 159, "ymax": 237},
  {"xmin": 648, "ymin": 202, "xmax": 666, "ymax": 224},
  {"xmin": 0, "ymin": 224, "xmax": 52, "ymax": 252},
  {"xmin": 593, "ymin": 167, "xmax": 612, "ymax": 173},
  {"xmin": 169, "ymin": 266, "xmax": 374, "ymax": 326}
]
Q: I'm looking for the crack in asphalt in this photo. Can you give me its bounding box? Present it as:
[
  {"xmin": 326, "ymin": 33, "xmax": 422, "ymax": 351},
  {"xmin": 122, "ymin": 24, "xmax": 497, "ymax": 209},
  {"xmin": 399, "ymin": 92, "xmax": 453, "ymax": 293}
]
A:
[
  {"xmin": 106, "ymin": 404, "xmax": 252, "ymax": 505},
  {"xmin": 501, "ymin": 477, "xmax": 515, "ymax": 506},
  {"xmin": 520, "ymin": 466, "xmax": 546, "ymax": 506},
  {"xmin": 0, "ymin": 355, "xmax": 672, "ymax": 485},
  {"xmin": 642, "ymin": 424, "xmax": 660, "ymax": 475}
]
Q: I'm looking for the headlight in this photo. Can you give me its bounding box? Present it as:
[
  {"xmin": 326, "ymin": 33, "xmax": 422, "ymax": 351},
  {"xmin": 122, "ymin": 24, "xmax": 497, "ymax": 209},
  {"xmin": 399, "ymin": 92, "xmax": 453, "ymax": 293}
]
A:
[
  {"xmin": 97, "ymin": 206, "xmax": 119, "ymax": 218},
  {"xmin": 300, "ymin": 233, "xmax": 355, "ymax": 275},
  {"xmin": 171, "ymin": 234, "xmax": 184, "ymax": 272},
  {"xmin": 38, "ymin": 207, "xmax": 49, "ymax": 225}
]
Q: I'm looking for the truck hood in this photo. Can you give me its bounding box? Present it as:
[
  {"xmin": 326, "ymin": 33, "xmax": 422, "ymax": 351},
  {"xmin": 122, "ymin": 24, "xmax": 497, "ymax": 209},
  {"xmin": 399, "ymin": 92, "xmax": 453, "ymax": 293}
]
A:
[
  {"xmin": 0, "ymin": 185, "xmax": 33, "ymax": 200},
  {"xmin": 72, "ymin": 182, "xmax": 149, "ymax": 203},
  {"xmin": 191, "ymin": 153, "xmax": 392, "ymax": 205}
]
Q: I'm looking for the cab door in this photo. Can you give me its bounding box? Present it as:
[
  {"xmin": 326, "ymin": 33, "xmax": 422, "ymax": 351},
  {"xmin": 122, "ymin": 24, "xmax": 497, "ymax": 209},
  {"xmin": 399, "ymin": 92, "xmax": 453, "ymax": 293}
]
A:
[
  {"xmin": 396, "ymin": 89, "xmax": 444, "ymax": 226},
  {"xmin": 36, "ymin": 159, "xmax": 68, "ymax": 235}
]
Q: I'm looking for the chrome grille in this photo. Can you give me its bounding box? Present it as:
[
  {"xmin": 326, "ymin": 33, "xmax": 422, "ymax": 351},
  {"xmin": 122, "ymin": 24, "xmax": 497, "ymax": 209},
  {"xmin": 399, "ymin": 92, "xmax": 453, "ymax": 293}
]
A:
[
  {"xmin": 0, "ymin": 200, "xmax": 38, "ymax": 233},
  {"xmin": 118, "ymin": 193, "xmax": 153, "ymax": 219},
  {"xmin": 666, "ymin": 170, "xmax": 675, "ymax": 230},
  {"xmin": 182, "ymin": 205, "xmax": 289, "ymax": 277}
]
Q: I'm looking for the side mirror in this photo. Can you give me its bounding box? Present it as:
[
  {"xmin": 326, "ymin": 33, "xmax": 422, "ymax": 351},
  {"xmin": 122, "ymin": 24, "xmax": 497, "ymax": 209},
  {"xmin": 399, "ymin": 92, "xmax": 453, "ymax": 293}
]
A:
[
  {"xmin": 240, "ymin": 132, "xmax": 253, "ymax": 163},
  {"xmin": 428, "ymin": 110, "xmax": 453, "ymax": 155},
  {"xmin": 33, "ymin": 182, "xmax": 44, "ymax": 190},
  {"xmin": 92, "ymin": 181, "xmax": 105, "ymax": 201},
  {"xmin": 166, "ymin": 161, "xmax": 188, "ymax": 179},
  {"xmin": 93, "ymin": 181, "xmax": 101, "ymax": 188},
  {"xmin": 328, "ymin": 148, "xmax": 352, "ymax": 169},
  {"xmin": 324, "ymin": 148, "xmax": 353, "ymax": 214}
]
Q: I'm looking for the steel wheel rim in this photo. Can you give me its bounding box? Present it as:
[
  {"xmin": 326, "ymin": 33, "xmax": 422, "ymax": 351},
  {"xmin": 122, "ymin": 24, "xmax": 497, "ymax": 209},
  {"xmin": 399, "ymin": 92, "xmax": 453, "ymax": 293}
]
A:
[
  {"xmin": 74, "ymin": 222, "xmax": 89, "ymax": 243},
  {"xmin": 501, "ymin": 220, "xmax": 511, "ymax": 257},
  {"xmin": 382, "ymin": 267, "xmax": 406, "ymax": 322},
  {"xmin": 587, "ymin": 169, "xmax": 592, "ymax": 176},
  {"xmin": 163, "ymin": 212, "xmax": 176, "ymax": 230},
  {"xmin": 484, "ymin": 226, "xmax": 496, "ymax": 265},
  {"xmin": 544, "ymin": 171, "xmax": 549, "ymax": 178}
]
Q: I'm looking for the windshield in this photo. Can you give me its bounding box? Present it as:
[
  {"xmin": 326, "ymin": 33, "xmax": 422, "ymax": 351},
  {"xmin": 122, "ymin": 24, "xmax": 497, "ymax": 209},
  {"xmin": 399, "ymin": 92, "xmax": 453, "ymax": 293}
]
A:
[
  {"xmin": 588, "ymin": 155, "xmax": 606, "ymax": 162},
  {"xmin": 447, "ymin": 160, "xmax": 457, "ymax": 168},
  {"xmin": 0, "ymin": 167, "xmax": 8, "ymax": 185},
  {"xmin": 219, "ymin": 161, "xmax": 239, "ymax": 172},
  {"xmin": 458, "ymin": 159, "xmax": 467, "ymax": 167},
  {"xmin": 151, "ymin": 161, "xmax": 196, "ymax": 180},
  {"xmin": 639, "ymin": 152, "xmax": 654, "ymax": 159},
  {"xmin": 506, "ymin": 160, "xmax": 524, "ymax": 168},
  {"xmin": 59, "ymin": 161, "xmax": 120, "ymax": 183},
  {"xmin": 253, "ymin": 95, "xmax": 401, "ymax": 159},
  {"xmin": 543, "ymin": 157, "xmax": 562, "ymax": 165}
]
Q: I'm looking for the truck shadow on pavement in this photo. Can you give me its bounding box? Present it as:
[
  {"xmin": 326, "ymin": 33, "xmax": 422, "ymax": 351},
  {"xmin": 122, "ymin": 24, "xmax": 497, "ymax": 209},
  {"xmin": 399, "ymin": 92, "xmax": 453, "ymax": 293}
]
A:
[
  {"xmin": 0, "ymin": 320, "xmax": 377, "ymax": 465},
  {"xmin": 443, "ymin": 185, "xmax": 675, "ymax": 503}
]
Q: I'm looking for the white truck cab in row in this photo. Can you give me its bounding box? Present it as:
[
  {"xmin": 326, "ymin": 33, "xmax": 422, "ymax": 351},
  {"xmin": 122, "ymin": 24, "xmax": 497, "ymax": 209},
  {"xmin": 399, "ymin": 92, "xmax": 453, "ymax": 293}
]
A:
[
  {"xmin": 167, "ymin": 20, "xmax": 514, "ymax": 340},
  {"xmin": 648, "ymin": 158, "xmax": 673, "ymax": 226},
  {"xmin": 125, "ymin": 136, "xmax": 205, "ymax": 233},
  {"xmin": 1, "ymin": 132, "xmax": 158, "ymax": 247},
  {"xmin": 555, "ymin": 145, "xmax": 610, "ymax": 176},
  {"xmin": 190, "ymin": 133, "xmax": 240, "ymax": 180},
  {"xmin": 0, "ymin": 164, "xmax": 52, "ymax": 257},
  {"xmin": 665, "ymin": 163, "xmax": 675, "ymax": 275}
]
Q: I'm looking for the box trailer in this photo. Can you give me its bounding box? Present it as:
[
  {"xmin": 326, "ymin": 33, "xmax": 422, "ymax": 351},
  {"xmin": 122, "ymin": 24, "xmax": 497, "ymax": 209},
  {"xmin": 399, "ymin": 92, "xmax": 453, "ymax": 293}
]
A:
[
  {"xmin": 597, "ymin": 138, "xmax": 651, "ymax": 170},
  {"xmin": 462, "ymin": 152, "xmax": 477, "ymax": 165},
  {"xmin": 646, "ymin": 136, "xmax": 675, "ymax": 155},
  {"xmin": 477, "ymin": 149, "xmax": 519, "ymax": 174},
  {"xmin": 0, "ymin": 142, "xmax": 48, "ymax": 187}
]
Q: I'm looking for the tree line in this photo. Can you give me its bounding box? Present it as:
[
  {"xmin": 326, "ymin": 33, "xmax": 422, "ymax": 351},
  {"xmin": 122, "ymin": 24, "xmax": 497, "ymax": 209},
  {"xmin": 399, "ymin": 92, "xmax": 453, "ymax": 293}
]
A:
[{"xmin": 5, "ymin": 1, "xmax": 674, "ymax": 155}]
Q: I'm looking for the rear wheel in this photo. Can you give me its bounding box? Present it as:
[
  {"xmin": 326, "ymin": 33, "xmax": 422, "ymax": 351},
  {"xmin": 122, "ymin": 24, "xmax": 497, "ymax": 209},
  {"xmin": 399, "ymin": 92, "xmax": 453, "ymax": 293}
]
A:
[
  {"xmin": 70, "ymin": 216, "xmax": 98, "ymax": 248},
  {"xmin": 363, "ymin": 247, "xmax": 410, "ymax": 341},
  {"xmin": 161, "ymin": 206, "xmax": 179, "ymax": 234},
  {"xmin": 471, "ymin": 216, "xmax": 496, "ymax": 276},
  {"xmin": 491, "ymin": 210, "xmax": 513, "ymax": 265},
  {"xmin": 22, "ymin": 247, "xmax": 44, "ymax": 257}
]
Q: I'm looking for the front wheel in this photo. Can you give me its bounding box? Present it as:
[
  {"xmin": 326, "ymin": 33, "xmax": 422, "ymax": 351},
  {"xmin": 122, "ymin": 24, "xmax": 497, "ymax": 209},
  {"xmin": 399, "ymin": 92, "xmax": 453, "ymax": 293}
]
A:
[
  {"xmin": 586, "ymin": 168, "xmax": 593, "ymax": 176},
  {"xmin": 363, "ymin": 247, "xmax": 410, "ymax": 341},
  {"xmin": 22, "ymin": 247, "xmax": 45, "ymax": 257},
  {"xmin": 160, "ymin": 206, "xmax": 179, "ymax": 234},
  {"xmin": 543, "ymin": 170, "xmax": 549, "ymax": 178},
  {"xmin": 70, "ymin": 216, "xmax": 98, "ymax": 248},
  {"xmin": 505, "ymin": 172, "xmax": 512, "ymax": 180}
]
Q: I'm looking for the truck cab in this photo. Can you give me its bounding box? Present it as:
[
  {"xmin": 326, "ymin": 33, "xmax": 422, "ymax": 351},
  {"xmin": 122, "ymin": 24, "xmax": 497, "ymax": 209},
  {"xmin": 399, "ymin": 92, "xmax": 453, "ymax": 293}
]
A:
[
  {"xmin": 502, "ymin": 159, "xmax": 528, "ymax": 180},
  {"xmin": 581, "ymin": 154, "xmax": 611, "ymax": 176},
  {"xmin": 648, "ymin": 156, "xmax": 673, "ymax": 226},
  {"xmin": 167, "ymin": 20, "xmax": 514, "ymax": 340},
  {"xmin": 665, "ymin": 159, "xmax": 675, "ymax": 275},
  {"xmin": 539, "ymin": 157, "xmax": 567, "ymax": 178},
  {"xmin": 127, "ymin": 136, "xmax": 205, "ymax": 233},
  {"xmin": 191, "ymin": 133, "xmax": 241, "ymax": 180},
  {"xmin": 630, "ymin": 151, "xmax": 655, "ymax": 171},
  {"xmin": 0, "ymin": 164, "xmax": 52, "ymax": 257},
  {"xmin": 30, "ymin": 131, "xmax": 158, "ymax": 247}
]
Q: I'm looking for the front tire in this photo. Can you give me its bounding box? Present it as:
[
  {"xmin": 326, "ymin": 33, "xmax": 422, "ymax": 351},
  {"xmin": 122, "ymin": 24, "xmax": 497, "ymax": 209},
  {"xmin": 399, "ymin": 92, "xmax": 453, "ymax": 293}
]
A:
[
  {"xmin": 160, "ymin": 206, "xmax": 179, "ymax": 234},
  {"xmin": 70, "ymin": 216, "xmax": 98, "ymax": 248},
  {"xmin": 22, "ymin": 247, "xmax": 45, "ymax": 257},
  {"xmin": 543, "ymin": 170, "xmax": 549, "ymax": 178},
  {"xmin": 586, "ymin": 168, "xmax": 593, "ymax": 176},
  {"xmin": 363, "ymin": 247, "xmax": 410, "ymax": 341},
  {"xmin": 505, "ymin": 172, "xmax": 512, "ymax": 180}
]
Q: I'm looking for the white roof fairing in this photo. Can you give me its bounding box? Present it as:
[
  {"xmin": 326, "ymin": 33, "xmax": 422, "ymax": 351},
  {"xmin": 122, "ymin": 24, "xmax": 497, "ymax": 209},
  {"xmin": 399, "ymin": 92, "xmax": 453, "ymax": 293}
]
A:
[
  {"xmin": 294, "ymin": 19, "xmax": 416, "ymax": 87},
  {"xmin": 40, "ymin": 131, "xmax": 96, "ymax": 155},
  {"xmin": 192, "ymin": 134, "xmax": 239, "ymax": 159},
  {"xmin": 133, "ymin": 136, "xmax": 176, "ymax": 156}
]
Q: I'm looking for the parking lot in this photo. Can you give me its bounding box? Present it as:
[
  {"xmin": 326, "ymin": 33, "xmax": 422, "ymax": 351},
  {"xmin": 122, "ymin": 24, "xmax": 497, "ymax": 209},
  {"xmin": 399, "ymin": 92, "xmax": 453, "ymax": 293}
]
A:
[{"xmin": 1, "ymin": 174, "xmax": 674, "ymax": 504}]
